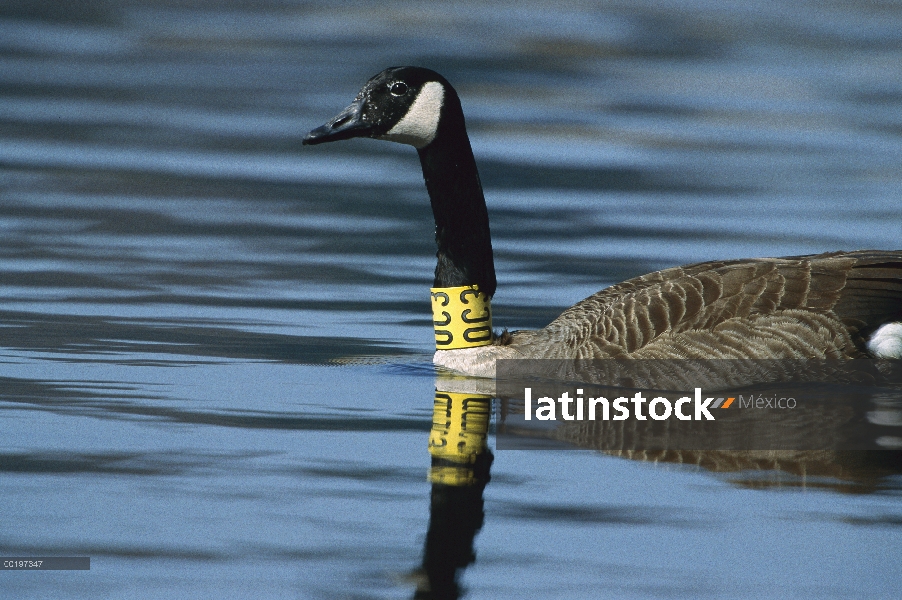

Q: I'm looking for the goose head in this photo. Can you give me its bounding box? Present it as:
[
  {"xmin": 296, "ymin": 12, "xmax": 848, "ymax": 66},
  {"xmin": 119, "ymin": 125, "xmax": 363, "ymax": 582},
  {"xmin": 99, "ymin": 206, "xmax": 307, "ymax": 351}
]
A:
[
  {"xmin": 303, "ymin": 66, "xmax": 453, "ymax": 149},
  {"xmin": 303, "ymin": 66, "xmax": 497, "ymax": 299}
]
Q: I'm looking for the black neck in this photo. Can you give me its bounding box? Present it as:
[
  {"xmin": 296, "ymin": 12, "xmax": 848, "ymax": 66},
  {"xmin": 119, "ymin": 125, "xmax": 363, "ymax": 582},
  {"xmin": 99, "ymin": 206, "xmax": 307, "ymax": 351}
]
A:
[{"xmin": 416, "ymin": 94, "xmax": 496, "ymax": 297}]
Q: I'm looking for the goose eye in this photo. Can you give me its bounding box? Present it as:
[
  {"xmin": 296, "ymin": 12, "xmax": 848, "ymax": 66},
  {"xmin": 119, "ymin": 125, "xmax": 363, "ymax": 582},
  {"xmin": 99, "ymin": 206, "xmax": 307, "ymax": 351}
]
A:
[{"xmin": 390, "ymin": 82, "xmax": 409, "ymax": 96}]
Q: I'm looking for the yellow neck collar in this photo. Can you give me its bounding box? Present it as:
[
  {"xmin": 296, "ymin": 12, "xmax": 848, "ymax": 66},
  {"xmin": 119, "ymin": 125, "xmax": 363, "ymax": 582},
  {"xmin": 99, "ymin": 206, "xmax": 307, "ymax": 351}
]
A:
[{"xmin": 430, "ymin": 285, "xmax": 492, "ymax": 350}]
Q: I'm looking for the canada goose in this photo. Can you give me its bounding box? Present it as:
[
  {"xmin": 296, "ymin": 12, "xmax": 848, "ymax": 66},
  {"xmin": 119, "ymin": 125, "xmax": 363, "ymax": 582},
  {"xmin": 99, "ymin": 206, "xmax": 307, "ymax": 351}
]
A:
[{"xmin": 304, "ymin": 66, "xmax": 902, "ymax": 377}]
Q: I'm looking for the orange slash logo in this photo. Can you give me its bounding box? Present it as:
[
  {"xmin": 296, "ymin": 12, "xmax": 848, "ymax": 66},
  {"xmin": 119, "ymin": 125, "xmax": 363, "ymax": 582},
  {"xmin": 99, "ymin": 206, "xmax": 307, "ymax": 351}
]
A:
[{"xmin": 711, "ymin": 397, "xmax": 735, "ymax": 409}]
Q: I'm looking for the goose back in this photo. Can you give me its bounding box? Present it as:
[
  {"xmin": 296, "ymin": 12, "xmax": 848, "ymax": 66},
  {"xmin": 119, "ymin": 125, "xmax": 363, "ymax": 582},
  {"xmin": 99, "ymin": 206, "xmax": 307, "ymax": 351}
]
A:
[{"xmin": 508, "ymin": 250, "xmax": 902, "ymax": 360}]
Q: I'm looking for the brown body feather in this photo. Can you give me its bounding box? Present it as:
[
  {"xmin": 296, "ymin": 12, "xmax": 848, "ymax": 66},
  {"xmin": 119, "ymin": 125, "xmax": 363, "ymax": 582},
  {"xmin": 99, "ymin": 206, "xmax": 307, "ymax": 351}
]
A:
[{"xmin": 504, "ymin": 250, "xmax": 902, "ymax": 360}]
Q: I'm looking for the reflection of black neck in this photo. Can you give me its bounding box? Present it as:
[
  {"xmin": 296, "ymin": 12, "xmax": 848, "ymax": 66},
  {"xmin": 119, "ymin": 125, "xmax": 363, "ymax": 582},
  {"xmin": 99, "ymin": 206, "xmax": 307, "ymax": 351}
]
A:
[
  {"xmin": 417, "ymin": 93, "xmax": 496, "ymax": 297},
  {"xmin": 416, "ymin": 450, "xmax": 493, "ymax": 600}
]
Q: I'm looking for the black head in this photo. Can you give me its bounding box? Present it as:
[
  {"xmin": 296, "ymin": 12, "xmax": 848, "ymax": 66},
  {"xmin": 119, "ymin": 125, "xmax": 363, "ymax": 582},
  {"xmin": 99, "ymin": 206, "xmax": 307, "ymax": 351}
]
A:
[{"xmin": 303, "ymin": 67, "xmax": 452, "ymax": 149}]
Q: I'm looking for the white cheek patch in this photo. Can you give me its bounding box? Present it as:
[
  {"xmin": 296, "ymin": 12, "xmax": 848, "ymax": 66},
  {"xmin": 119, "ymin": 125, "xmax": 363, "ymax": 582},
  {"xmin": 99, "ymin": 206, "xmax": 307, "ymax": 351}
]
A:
[
  {"xmin": 379, "ymin": 81, "xmax": 444, "ymax": 149},
  {"xmin": 867, "ymin": 322, "xmax": 902, "ymax": 358}
]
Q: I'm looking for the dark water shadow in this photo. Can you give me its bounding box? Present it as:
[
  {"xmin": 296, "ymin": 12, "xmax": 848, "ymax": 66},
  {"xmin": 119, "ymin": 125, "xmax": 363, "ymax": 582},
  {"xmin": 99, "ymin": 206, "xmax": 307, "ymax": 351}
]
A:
[
  {"xmin": 491, "ymin": 501, "xmax": 700, "ymax": 527},
  {"xmin": 0, "ymin": 310, "xmax": 413, "ymax": 364},
  {"xmin": 0, "ymin": 375, "xmax": 429, "ymax": 431}
]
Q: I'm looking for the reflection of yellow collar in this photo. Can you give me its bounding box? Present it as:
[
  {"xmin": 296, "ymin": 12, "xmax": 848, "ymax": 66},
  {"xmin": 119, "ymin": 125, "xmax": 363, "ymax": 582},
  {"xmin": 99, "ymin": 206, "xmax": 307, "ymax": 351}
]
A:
[
  {"xmin": 430, "ymin": 286, "xmax": 493, "ymax": 350},
  {"xmin": 429, "ymin": 391, "xmax": 491, "ymax": 485}
]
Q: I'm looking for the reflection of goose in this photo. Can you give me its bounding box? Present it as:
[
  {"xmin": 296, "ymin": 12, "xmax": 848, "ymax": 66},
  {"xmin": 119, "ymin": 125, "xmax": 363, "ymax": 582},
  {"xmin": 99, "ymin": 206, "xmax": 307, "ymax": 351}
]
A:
[
  {"xmin": 493, "ymin": 388, "xmax": 902, "ymax": 493},
  {"xmin": 586, "ymin": 447, "xmax": 901, "ymax": 494},
  {"xmin": 304, "ymin": 66, "xmax": 902, "ymax": 377}
]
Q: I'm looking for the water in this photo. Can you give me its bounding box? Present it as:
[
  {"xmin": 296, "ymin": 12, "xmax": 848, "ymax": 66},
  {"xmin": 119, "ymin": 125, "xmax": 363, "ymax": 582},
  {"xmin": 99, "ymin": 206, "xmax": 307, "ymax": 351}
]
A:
[{"xmin": 2, "ymin": 1, "xmax": 901, "ymax": 598}]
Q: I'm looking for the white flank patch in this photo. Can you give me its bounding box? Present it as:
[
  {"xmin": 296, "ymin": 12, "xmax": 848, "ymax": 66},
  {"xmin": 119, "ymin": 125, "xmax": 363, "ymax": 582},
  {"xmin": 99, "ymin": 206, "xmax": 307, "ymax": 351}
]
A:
[
  {"xmin": 380, "ymin": 81, "xmax": 444, "ymax": 149},
  {"xmin": 866, "ymin": 322, "xmax": 902, "ymax": 358}
]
